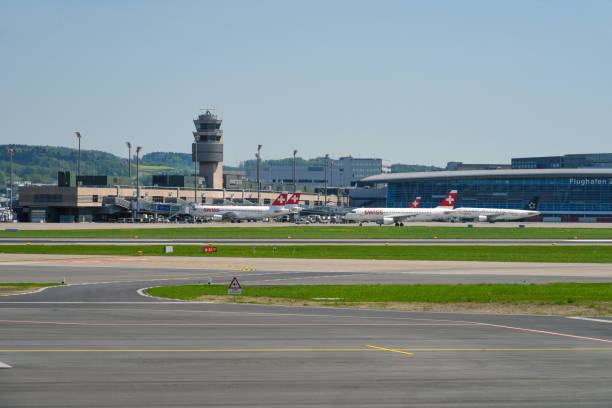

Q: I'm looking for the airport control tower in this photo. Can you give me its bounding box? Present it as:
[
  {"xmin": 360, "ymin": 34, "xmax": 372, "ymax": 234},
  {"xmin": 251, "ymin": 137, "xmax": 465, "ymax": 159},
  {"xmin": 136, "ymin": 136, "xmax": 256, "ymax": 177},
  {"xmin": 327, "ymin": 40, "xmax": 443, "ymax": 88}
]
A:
[{"xmin": 192, "ymin": 110, "xmax": 223, "ymax": 189}]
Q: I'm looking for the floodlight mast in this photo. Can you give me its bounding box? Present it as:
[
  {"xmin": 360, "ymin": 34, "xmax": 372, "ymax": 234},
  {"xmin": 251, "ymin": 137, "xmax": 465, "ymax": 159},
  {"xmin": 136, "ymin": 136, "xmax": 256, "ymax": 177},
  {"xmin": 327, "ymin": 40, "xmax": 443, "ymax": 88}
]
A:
[
  {"xmin": 7, "ymin": 147, "xmax": 14, "ymax": 212},
  {"xmin": 126, "ymin": 142, "xmax": 132, "ymax": 179},
  {"xmin": 76, "ymin": 132, "xmax": 82, "ymax": 177},
  {"xmin": 293, "ymin": 150, "xmax": 298, "ymax": 193},
  {"xmin": 257, "ymin": 144, "xmax": 262, "ymax": 204},
  {"xmin": 136, "ymin": 146, "xmax": 142, "ymax": 198}
]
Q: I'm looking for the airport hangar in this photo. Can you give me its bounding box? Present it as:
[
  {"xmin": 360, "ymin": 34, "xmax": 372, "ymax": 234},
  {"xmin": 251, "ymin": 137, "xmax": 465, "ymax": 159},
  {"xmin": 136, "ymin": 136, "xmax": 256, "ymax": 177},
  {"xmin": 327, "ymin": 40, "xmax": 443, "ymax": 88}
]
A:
[{"xmin": 363, "ymin": 168, "xmax": 612, "ymax": 222}]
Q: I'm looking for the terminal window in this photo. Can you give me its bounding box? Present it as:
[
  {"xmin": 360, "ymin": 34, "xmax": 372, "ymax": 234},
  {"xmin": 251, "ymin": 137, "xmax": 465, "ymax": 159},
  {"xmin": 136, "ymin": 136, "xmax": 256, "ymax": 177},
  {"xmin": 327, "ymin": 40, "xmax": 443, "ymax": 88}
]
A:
[{"xmin": 34, "ymin": 194, "xmax": 62, "ymax": 203}]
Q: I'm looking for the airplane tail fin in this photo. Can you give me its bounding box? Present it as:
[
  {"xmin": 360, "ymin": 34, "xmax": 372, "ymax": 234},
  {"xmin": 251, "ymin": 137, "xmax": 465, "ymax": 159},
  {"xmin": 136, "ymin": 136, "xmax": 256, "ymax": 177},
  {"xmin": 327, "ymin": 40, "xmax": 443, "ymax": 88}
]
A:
[
  {"xmin": 287, "ymin": 193, "xmax": 301, "ymax": 206},
  {"xmin": 408, "ymin": 197, "xmax": 421, "ymax": 208},
  {"xmin": 436, "ymin": 190, "xmax": 458, "ymax": 208},
  {"xmin": 271, "ymin": 193, "xmax": 288, "ymax": 207},
  {"xmin": 525, "ymin": 196, "xmax": 539, "ymax": 210}
]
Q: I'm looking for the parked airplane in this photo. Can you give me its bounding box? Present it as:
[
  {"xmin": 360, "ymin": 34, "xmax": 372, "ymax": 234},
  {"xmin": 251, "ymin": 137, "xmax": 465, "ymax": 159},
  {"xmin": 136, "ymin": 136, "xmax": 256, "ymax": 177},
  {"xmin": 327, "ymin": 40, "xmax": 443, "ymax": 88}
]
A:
[
  {"xmin": 448, "ymin": 197, "xmax": 541, "ymax": 222},
  {"xmin": 192, "ymin": 193, "xmax": 290, "ymax": 222},
  {"xmin": 343, "ymin": 192, "xmax": 456, "ymax": 226}
]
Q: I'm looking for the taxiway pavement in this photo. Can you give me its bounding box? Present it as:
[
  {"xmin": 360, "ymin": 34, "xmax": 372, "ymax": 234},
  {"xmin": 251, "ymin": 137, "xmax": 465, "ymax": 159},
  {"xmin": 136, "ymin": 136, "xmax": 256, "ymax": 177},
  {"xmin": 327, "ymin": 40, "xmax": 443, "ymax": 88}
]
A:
[{"xmin": 1, "ymin": 255, "xmax": 611, "ymax": 407}]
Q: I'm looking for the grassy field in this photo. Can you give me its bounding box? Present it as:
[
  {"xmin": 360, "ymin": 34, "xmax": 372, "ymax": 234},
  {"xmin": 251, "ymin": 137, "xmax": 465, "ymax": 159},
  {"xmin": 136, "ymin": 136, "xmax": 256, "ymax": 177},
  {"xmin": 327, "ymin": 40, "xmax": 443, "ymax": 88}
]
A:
[
  {"xmin": 146, "ymin": 283, "xmax": 612, "ymax": 315},
  {"xmin": 1, "ymin": 226, "xmax": 612, "ymax": 239},
  {"xmin": 0, "ymin": 282, "xmax": 63, "ymax": 287},
  {"xmin": 147, "ymin": 283, "xmax": 612, "ymax": 303},
  {"xmin": 0, "ymin": 282, "xmax": 63, "ymax": 295},
  {"xmin": 0, "ymin": 244, "xmax": 611, "ymax": 262}
]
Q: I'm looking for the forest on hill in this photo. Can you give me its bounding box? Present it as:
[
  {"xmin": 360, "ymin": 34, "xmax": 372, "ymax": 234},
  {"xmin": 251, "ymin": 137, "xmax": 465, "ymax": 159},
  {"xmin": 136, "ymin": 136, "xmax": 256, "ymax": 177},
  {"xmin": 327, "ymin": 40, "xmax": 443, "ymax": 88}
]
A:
[{"xmin": 1, "ymin": 145, "xmax": 441, "ymax": 185}]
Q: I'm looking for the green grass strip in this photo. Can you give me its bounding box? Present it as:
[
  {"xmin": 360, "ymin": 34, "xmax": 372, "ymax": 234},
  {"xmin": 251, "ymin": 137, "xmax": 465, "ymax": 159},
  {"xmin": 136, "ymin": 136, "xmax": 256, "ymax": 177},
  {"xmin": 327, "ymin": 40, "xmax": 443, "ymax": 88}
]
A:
[
  {"xmin": 0, "ymin": 282, "xmax": 62, "ymax": 287},
  {"xmin": 1, "ymin": 226, "xmax": 612, "ymax": 239},
  {"xmin": 147, "ymin": 283, "xmax": 612, "ymax": 304},
  {"xmin": 1, "ymin": 244, "xmax": 612, "ymax": 262}
]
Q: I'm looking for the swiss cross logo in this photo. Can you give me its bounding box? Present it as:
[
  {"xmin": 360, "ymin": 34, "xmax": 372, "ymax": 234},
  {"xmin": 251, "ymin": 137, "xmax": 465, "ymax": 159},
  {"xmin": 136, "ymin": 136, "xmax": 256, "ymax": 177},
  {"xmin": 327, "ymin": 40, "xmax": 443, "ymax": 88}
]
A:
[
  {"xmin": 412, "ymin": 200, "xmax": 418, "ymax": 206},
  {"xmin": 278, "ymin": 196, "xmax": 285, "ymax": 203},
  {"xmin": 446, "ymin": 196, "xmax": 455, "ymax": 204}
]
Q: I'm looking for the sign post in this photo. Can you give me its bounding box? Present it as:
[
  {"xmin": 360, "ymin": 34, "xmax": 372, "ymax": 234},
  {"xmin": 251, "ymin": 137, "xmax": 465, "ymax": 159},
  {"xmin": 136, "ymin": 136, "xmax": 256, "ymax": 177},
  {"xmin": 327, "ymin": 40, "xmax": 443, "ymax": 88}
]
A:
[{"xmin": 228, "ymin": 277, "xmax": 242, "ymax": 302}]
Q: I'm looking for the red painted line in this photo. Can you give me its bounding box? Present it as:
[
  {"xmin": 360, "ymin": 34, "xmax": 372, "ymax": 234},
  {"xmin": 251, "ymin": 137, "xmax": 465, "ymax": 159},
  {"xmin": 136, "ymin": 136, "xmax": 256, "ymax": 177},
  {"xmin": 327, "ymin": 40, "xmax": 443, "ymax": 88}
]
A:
[{"xmin": 477, "ymin": 322, "xmax": 612, "ymax": 344}]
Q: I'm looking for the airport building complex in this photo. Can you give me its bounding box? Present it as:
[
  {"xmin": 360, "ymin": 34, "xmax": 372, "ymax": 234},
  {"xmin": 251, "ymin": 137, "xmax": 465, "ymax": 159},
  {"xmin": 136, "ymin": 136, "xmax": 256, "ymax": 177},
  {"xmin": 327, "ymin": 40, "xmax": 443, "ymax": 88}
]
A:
[
  {"xmin": 511, "ymin": 153, "xmax": 612, "ymax": 169},
  {"xmin": 247, "ymin": 156, "xmax": 391, "ymax": 188},
  {"xmin": 364, "ymin": 168, "xmax": 612, "ymax": 221}
]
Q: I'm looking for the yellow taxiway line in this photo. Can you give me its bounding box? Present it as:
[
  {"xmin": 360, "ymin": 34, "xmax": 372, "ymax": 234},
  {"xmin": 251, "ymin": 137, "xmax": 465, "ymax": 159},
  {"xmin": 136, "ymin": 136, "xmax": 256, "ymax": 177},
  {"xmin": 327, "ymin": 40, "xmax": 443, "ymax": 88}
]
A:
[{"xmin": 367, "ymin": 345, "xmax": 414, "ymax": 355}]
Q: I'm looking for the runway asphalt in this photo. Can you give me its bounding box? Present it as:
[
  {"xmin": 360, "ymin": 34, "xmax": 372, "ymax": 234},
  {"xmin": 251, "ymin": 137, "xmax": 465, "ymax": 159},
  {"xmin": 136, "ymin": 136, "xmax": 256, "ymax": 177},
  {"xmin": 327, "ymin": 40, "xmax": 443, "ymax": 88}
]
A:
[{"xmin": 1, "ymin": 255, "xmax": 611, "ymax": 407}]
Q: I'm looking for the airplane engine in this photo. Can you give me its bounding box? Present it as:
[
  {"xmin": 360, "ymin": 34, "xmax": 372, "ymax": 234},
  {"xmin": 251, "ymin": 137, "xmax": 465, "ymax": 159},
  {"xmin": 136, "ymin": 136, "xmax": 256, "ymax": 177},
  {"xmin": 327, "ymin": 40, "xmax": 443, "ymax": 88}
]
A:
[
  {"xmin": 477, "ymin": 215, "xmax": 488, "ymax": 222},
  {"xmin": 212, "ymin": 214, "xmax": 224, "ymax": 221},
  {"xmin": 376, "ymin": 217, "xmax": 395, "ymax": 225}
]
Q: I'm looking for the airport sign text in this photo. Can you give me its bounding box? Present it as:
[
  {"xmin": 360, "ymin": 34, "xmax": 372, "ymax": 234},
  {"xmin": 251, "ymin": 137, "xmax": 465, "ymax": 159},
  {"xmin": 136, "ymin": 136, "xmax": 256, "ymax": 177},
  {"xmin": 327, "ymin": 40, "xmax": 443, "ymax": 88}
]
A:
[{"xmin": 568, "ymin": 178, "xmax": 612, "ymax": 186}]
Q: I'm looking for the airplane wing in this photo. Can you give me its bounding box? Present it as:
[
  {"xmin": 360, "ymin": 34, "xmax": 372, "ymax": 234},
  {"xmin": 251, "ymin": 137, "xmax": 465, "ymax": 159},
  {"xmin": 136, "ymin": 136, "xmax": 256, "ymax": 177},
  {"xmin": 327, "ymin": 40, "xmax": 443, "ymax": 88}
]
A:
[
  {"xmin": 391, "ymin": 213, "xmax": 420, "ymax": 222},
  {"xmin": 469, "ymin": 212, "xmax": 502, "ymax": 222},
  {"xmin": 222, "ymin": 211, "xmax": 239, "ymax": 220}
]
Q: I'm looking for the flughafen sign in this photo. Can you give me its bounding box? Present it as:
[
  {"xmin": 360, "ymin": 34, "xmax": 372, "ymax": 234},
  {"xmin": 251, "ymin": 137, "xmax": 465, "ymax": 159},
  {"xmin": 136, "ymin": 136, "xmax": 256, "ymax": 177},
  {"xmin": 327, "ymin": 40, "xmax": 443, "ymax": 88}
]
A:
[{"xmin": 568, "ymin": 178, "xmax": 612, "ymax": 186}]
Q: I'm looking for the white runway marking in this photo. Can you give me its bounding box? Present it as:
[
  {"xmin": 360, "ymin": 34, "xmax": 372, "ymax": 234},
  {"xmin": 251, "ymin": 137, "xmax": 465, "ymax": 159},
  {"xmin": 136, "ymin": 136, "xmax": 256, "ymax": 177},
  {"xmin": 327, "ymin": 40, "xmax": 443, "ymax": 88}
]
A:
[
  {"xmin": 476, "ymin": 322, "xmax": 612, "ymax": 344},
  {"xmin": 567, "ymin": 316, "xmax": 612, "ymax": 324}
]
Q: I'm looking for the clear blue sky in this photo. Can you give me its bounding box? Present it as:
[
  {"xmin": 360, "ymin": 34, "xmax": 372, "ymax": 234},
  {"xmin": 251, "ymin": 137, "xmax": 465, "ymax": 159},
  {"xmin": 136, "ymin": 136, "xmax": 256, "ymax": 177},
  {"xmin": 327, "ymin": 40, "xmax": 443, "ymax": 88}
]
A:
[{"xmin": 1, "ymin": 1, "xmax": 611, "ymax": 167}]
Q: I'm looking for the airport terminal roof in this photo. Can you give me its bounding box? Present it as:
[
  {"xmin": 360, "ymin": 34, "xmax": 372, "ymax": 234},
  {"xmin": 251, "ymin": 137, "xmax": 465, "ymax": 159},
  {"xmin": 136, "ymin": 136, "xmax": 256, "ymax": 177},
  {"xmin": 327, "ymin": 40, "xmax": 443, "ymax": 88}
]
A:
[{"xmin": 363, "ymin": 168, "xmax": 612, "ymax": 183}]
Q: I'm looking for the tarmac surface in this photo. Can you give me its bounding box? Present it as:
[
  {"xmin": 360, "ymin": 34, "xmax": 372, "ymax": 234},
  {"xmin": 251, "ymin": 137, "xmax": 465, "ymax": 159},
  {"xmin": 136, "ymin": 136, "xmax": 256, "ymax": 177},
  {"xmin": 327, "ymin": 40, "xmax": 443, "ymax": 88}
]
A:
[{"xmin": 1, "ymin": 254, "xmax": 612, "ymax": 407}]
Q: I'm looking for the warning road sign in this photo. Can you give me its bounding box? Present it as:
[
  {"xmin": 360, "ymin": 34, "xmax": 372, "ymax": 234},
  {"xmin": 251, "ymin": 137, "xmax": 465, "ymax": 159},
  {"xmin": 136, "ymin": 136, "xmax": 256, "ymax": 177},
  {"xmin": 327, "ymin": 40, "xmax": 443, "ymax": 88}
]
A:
[{"xmin": 228, "ymin": 277, "xmax": 242, "ymax": 295}]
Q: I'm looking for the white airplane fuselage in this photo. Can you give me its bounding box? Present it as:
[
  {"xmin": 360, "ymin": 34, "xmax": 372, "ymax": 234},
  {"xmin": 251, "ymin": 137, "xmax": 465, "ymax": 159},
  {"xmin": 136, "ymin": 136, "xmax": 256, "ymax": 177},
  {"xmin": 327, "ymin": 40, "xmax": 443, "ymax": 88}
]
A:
[
  {"xmin": 192, "ymin": 204, "xmax": 289, "ymax": 221},
  {"xmin": 344, "ymin": 207, "xmax": 453, "ymax": 224},
  {"xmin": 449, "ymin": 207, "xmax": 540, "ymax": 222}
]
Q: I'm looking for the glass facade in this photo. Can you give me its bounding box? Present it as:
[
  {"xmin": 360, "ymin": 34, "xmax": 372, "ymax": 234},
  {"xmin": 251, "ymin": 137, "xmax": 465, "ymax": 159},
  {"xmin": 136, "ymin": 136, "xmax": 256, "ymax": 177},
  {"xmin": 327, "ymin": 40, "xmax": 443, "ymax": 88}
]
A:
[{"xmin": 387, "ymin": 175, "xmax": 612, "ymax": 215}]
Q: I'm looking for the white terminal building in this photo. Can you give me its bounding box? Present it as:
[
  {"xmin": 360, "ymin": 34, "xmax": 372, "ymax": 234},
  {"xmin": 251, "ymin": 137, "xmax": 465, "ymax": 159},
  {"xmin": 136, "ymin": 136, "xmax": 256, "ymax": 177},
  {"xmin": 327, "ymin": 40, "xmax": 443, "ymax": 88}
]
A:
[{"xmin": 247, "ymin": 156, "xmax": 391, "ymax": 188}]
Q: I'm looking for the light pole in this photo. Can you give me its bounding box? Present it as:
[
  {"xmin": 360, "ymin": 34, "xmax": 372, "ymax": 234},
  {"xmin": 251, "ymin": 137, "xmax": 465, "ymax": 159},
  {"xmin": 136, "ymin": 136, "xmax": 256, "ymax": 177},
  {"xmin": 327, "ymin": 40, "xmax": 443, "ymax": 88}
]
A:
[
  {"xmin": 256, "ymin": 144, "xmax": 262, "ymax": 204},
  {"xmin": 126, "ymin": 142, "xmax": 132, "ymax": 180},
  {"xmin": 135, "ymin": 146, "xmax": 142, "ymax": 198},
  {"xmin": 324, "ymin": 154, "xmax": 329, "ymax": 206},
  {"xmin": 194, "ymin": 135, "xmax": 198, "ymax": 204},
  {"xmin": 330, "ymin": 161, "xmax": 334, "ymax": 205},
  {"xmin": 75, "ymin": 132, "xmax": 82, "ymax": 177},
  {"xmin": 7, "ymin": 147, "xmax": 13, "ymax": 212},
  {"xmin": 292, "ymin": 150, "xmax": 297, "ymax": 193}
]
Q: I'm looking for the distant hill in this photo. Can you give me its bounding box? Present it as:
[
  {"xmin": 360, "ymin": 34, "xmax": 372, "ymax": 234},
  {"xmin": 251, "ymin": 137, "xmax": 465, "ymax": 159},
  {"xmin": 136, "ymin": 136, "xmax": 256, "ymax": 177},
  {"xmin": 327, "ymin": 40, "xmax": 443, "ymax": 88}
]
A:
[
  {"xmin": 1, "ymin": 145, "xmax": 441, "ymax": 186},
  {"xmin": 390, "ymin": 163, "xmax": 443, "ymax": 173},
  {"xmin": 0, "ymin": 145, "xmax": 236, "ymax": 185}
]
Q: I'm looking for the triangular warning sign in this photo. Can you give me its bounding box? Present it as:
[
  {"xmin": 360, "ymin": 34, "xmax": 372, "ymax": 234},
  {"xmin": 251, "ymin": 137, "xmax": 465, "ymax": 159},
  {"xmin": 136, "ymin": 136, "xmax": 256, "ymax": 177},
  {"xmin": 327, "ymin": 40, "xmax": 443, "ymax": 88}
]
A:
[{"xmin": 228, "ymin": 277, "xmax": 241, "ymax": 290}]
